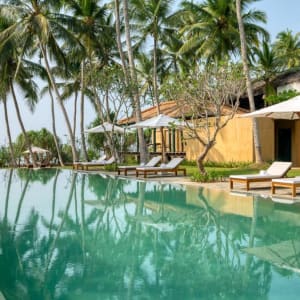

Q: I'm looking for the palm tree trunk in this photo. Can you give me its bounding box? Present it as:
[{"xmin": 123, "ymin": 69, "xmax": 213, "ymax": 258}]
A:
[
  {"xmin": 49, "ymin": 88, "xmax": 64, "ymax": 166},
  {"xmin": 10, "ymin": 82, "xmax": 37, "ymax": 168},
  {"xmin": 3, "ymin": 95, "xmax": 17, "ymax": 167},
  {"xmin": 114, "ymin": 0, "xmax": 130, "ymax": 87},
  {"xmin": 236, "ymin": 0, "xmax": 262, "ymax": 163},
  {"xmin": 80, "ymin": 61, "xmax": 88, "ymax": 161},
  {"xmin": 73, "ymin": 91, "xmax": 78, "ymax": 137},
  {"xmin": 39, "ymin": 42, "xmax": 78, "ymax": 162},
  {"xmin": 123, "ymin": 0, "xmax": 148, "ymax": 163},
  {"xmin": 153, "ymin": 33, "xmax": 161, "ymax": 115}
]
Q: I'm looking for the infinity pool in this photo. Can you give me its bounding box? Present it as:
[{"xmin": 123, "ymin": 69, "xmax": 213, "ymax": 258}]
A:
[{"xmin": 1, "ymin": 168, "xmax": 300, "ymax": 299}]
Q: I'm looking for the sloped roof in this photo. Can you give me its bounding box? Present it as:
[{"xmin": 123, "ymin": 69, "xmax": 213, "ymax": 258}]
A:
[{"xmin": 118, "ymin": 100, "xmax": 248, "ymax": 125}]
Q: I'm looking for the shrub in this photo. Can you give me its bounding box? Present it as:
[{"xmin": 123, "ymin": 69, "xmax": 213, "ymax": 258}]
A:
[{"xmin": 191, "ymin": 170, "xmax": 224, "ymax": 182}]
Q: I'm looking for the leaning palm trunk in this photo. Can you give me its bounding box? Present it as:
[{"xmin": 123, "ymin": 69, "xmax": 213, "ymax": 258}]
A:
[
  {"xmin": 114, "ymin": 0, "xmax": 130, "ymax": 87},
  {"xmin": 49, "ymin": 88, "xmax": 64, "ymax": 166},
  {"xmin": 236, "ymin": 0, "xmax": 262, "ymax": 163},
  {"xmin": 10, "ymin": 82, "xmax": 37, "ymax": 168},
  {"xmin": 80, "ymin": 61, "xmax": 88, "ymax": 161},
  {"xmin": 39, "ymin": 42, "xmax": 78, "ymax": 162},
  {"xmin": 123, "ymin": 0, "xmax": 148, "ymax": 163},
  {"xmin": 153, "ymin": 33, "xmax": 160, "ymax": 115},
  {"xmin": 3, "ymin": 95, "xmax": 17, "ymax": 167}
]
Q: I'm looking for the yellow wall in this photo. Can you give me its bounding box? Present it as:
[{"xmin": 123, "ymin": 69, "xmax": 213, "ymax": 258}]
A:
[
  {"xmin": 258, "ymin": 118, "xmax": 275, "ymax": 162},
  {"xmin": 184, "ymin": 117, "xmax": 255, "ymax": 163},
  {"xmin": 152, "ymin": 116, "xmax": 300, "ymax": 166}
]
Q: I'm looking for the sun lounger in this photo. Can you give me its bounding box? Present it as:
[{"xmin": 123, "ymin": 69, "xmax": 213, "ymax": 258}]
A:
[
  {"xmin": 136, "ymin": 157, "xmax": 186, "ymax": 178},
  {"xmin": 117, "ymin": 156, "xmax": 162, "ymax": 176},
  {"xmin": 76, "ymin": 156, "xmax": 115, "ymax": 171},
  {"xmin": 229, "ymin": 161, "xmax": 292, "ymax": 190},
  {"xmin": 271, "ymin": 177, "xmax": 300, "ymax": 197},
  {"xmin": 73, "ymin": 155, "xmax": 106, "ymax": 170}
]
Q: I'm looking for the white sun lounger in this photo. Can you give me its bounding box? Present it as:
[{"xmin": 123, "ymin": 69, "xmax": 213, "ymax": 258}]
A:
[
  {"xmin": 272, "ymin": 177, "xmax": 300, "ymax": 197},
  {"xmin": 76, "ymin": 156, "xmax": 115, "ymax": 171},
  {"xmin": 136, "ymin": 157, "xmax": 186, "ymax": 178},
  {"xmin": 117, "ymin": 156, "xmax": 162, "ymax": 176},
  {"xmin": 229, "ymin": 161, "xmax": 292, "ymax": 190}
]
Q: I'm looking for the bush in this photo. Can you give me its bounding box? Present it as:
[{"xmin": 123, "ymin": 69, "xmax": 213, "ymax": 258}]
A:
[
  {"xmin": 0, "ymin": 146, "xmax": 10, "ymax": 167},
  {"xmin": 203, "ymin": 161, "xmax": 252, "ymax": 168},
  {"xmin": 191, "ymin": 170, "xmax": 224, "ymax": 182}
]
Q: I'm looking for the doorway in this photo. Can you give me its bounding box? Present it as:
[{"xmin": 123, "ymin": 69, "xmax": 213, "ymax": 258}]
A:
[{"xmin": 276, "ymin": 127, "xmax": 292, "ymax": 161}]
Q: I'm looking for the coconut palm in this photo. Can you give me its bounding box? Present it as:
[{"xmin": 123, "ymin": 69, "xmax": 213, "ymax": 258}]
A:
[
  {"xmin": 118, "ymin": 0, "xmax": 148, "ymax": 163},
  {"xmin": 62, "ymin": 0, "xmax": 112, "ymax": 161},
  {"xmin": 0, "ymin": 15, "xmax": 40, "ymax": 167},
  {"xmin": 0, "ymin": 0, "xmax": 83, "ymax": 162},
  {"xmin": 273, "ymin": 29, "xmax": 300, "ymax": 69},
  {"xmin": 130, "ymin": 0, "xmax": 174, "ymax": 114},
  {"xmin": 252, "ymin": 40, "xmax": 282, "ymax": 97},
  {"xmin": 177, "ymin": 0, "xmax": 268, "ymax": 63}
]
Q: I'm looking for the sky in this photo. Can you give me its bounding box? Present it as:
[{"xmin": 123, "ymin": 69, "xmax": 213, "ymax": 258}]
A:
[{"xmin": 1, "ymin": 0, "xmax": 300, "ymax": 146}]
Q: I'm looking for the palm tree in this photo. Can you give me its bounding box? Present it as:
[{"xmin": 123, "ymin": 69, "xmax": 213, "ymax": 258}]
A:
[
  {"xmin": 130, "ymin": 0, "xmax": 173, "ymax": 114},
  {"xmin": 118, "ymin": 0, "xmax": 148, "ymax": 163},
  {"xmin": 177, "ymin": 0, "xmax": 268, "ymax": 63},
  {"xmin": 0, "ymin": 0, "xmax": 82, "ymax": 162},
  {"xmin": 273, "ymin": 29, "xmax": 300, "ymax": 69},
  {"xmin": 0, "ymin": 15, "xmax": 39, "ymax": 167},
  {"xmin": 62, "ymin": 0, "xmax": 112, "ymax": 161},
  {"xmin": 236, "ymin": 0, "xmax": 262, "ymax": 163},
  {"xmin": 252, "ymin": 40, "xmax": 282, "ymax": 97}
]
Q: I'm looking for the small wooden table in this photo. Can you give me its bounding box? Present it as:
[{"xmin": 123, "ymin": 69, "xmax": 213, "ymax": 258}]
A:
[{"xmin": 271, "ymin": 178, "xmax": 300, "ymax": 197}]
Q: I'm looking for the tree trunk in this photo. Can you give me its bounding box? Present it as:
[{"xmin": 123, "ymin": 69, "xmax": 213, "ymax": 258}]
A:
[
  {"xmin": 39, "ymin": 42, "xmax": 78, "ymax": 162},
  {"xmin": 114, "ymin": 0, "xmax": 130, "ymax": 87},
  {"xmin": 10, "ymin": 82, "xmax": 37, "ymax": 168},
  {"xmin": 196, "ymin": 142, "xmax": 215, "ymax": 175},
  {"xmin": 153, "ymin": 31, "xmax": 160, "ymax": 115},
  {"xmin": 3, "ymin": 95, "xmax": 17, "ymax": 167},
  {"xmin": 80, "ymin": 61, "xmax": 88, "ymax": 161},
  {"xmin": 49, "ymin": 88, "xmax": 64, "ymax": 166},
  {"xmin": 236, "ymin": 0, "xmax": 262, "ymax": 163},
  {"xmin": 123, "ymin": 0, "xmax": 148, "ymax": 163},
  {"xmin": 73, "ymin": 91, "xmax": 78, "ymax": 137}
]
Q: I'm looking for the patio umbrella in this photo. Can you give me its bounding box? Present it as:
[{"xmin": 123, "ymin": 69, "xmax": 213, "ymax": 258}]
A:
[
  {"xmin": 129, "ymin": 114, "xmax": 186, "ymax": 161},
  {"xmin": 23, "ymin": 146, "xmax": 50, "ymax": 154},
  {"xmin": 129, "ymin": 114, "xmax": 186, "ymax": 128},
  {"xmin": 241, "ymin": 95, "xmax": 300, "ymax": 120},
  {"xmin": 85, "ymin": 122, "xmax": 127, "ymax": 134}
]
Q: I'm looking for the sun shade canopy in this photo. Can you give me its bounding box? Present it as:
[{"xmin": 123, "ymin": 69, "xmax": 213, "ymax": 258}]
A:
[{"xmin": 241, "ymin": 95, "xmax": 300, "ymax": 120}]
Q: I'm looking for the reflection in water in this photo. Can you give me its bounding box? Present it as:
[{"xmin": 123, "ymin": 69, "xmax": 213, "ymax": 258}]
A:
[{"xmin": 1, "ymin": 169, "xmax": 300, "ymax": 299}]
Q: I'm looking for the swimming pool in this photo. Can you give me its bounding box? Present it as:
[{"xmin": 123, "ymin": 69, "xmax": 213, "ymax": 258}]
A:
[{"xmin": 0, "ymin": 168, "xmax": 300, "ymax": 299}]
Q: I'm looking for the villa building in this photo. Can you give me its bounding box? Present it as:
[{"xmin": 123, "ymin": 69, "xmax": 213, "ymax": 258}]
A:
[{"xmin": 119, "ymin": 69, "xmax": 300, "ymax": 166}]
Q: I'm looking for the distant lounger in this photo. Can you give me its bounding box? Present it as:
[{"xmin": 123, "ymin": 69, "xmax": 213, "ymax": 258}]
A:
[
  {"xmin": 73, "ymin": 155, "xmax": 106, "ymax": 170},
  {"xmin": 272, "ymin": 177, "xmax": 300, "ymax": 197},
  {"xmin": 75, "ymin": 156, "xmax": 115, "ymax": 171},
  {"xmin": 229, "ymin": 161, "xmax": 292, "ymax": 191},
  {"xmin": 117, "ymin": 156, "xmax": 161, "ymax": 176},
  {"xmin": 136, "ymin": 157, "xmax": 186, "ymax": 178}
]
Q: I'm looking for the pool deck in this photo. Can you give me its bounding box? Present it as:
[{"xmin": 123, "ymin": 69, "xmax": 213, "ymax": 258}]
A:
[
  {"xmin": 76, "ymin": 168, "xmax": 300, "ymax": 201},
  {"xmin": 109, "ymin": 171, "xmax": 300, "ymax": 201}
]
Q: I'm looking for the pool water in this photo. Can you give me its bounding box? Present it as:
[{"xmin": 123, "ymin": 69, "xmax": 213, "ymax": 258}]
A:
[{"xmin": 1, "ymin": 168, "xmax": 300, "ymax": 299}]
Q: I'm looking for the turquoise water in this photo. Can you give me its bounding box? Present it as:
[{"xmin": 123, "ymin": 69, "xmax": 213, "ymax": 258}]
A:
[{"xmin": 1, "ymin": 169, "xmax": 300, "ymax": 299}]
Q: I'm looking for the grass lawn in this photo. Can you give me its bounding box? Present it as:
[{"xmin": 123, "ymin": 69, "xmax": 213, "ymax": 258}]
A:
[{"xmin": 184, "ymin": 163, "xmax": 300, "ymax": 181}]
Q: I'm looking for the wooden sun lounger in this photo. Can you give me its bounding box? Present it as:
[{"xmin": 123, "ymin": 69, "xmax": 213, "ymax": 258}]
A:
[
  {"xmin": 229, "ymin": 161, "xmax": 292, "ymax": 191},
  {"xmin": 136, "ymin": 157, "xmax": 186, "ymax": 178},
  {"xmin": 271, "ymin": 178, "xmax": 300, "ymax": 197},
  {"xmin": 117, "ymin": 156, "xmax": 161, "ymax": 176},
  {"xmin": 75, "ymin": 157, "xmax": 115, "ymax": 171}
]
